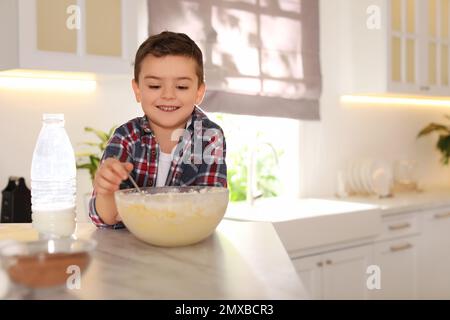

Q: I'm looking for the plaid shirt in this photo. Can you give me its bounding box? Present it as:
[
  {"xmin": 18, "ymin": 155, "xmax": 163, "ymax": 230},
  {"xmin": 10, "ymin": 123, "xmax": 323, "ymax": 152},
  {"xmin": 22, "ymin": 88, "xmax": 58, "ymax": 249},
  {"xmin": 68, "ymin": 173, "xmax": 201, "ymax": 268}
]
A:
[{"xmin": 89, "ymin": 106, "xmax": 227, "ymax": 229}]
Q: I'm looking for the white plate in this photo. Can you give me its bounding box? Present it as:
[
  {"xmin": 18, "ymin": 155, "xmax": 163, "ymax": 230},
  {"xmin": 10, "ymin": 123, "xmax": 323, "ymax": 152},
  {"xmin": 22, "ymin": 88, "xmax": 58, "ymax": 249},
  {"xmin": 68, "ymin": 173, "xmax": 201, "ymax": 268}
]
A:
[
  {"xmin": 357, "ymin": 159, "xmax": 369, "ymax": 194},
  {"xmin": 346, "ymin": 162, "xmax": 357, "ymax": 193},
  {"xmin": 353, "ymin": 160, "xmax": 365, "ymax": 194},
  {"xmin": 370, "ymin": 160, "xmax": 393, "ymax": 197},
  {"xmin": 361, "ymin": 159, "xmax": 374, "ymax": 194}
]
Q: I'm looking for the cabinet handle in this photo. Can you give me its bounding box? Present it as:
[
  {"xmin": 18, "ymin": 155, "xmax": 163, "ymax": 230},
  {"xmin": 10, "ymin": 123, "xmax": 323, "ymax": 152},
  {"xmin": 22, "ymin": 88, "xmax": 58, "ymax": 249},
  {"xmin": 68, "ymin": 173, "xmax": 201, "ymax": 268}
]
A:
[
  {"xmin": 388, "ymin": 222, "xmax": 411, "ymax": 230},
  {"xmin": 325, "ymin": 259, "xmax": 332, "ymax": 265},
  {"xmin": 317, "ymin": 262, "xmax": 323, "ymax": 267},
  {"xmin": 433, "ymin": 212, "xmax": 450, "ymax": 219},
  {"xmin": 390, "ymin": 243, "xmax": 413, "ymax": 252}
]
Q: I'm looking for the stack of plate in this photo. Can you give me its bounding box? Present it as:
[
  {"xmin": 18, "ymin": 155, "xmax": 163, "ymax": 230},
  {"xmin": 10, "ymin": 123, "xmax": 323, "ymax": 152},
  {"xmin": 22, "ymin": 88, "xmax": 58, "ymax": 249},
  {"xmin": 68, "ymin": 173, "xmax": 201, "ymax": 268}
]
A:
[{"xmin": 345, "ymin": 159, "xmax": 393, "ymax": 197}]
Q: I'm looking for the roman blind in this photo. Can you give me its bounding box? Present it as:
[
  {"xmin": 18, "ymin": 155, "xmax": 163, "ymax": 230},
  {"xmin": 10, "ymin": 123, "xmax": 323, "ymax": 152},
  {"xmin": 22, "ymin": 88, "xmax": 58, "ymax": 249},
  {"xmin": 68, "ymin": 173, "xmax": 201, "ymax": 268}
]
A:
[{"xmin": 147, "ymin": 0, "xmax": 321, "ymax": 120}]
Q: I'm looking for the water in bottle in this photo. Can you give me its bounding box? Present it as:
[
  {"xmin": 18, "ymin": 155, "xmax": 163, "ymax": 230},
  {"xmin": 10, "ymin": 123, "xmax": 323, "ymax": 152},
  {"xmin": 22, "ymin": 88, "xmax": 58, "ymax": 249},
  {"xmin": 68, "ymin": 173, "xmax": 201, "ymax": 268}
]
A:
[{"xmin": 31, "ymin": 114, "xmax": 77, "ymax": 238}]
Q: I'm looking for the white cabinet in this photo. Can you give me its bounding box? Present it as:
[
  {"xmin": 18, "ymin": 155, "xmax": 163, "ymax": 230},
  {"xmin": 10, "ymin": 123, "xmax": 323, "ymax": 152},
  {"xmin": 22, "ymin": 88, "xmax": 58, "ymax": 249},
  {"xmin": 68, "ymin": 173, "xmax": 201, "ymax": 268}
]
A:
[
  {"xmin": 273, "ymin": 197, "xmax": 450, "ymax": 300},
  {"xmin": 343, "ymin": 0, "xmax": 450, "ymax": 96},
  {"xmin": 372, "ymin": 236, "xmax": 419, "ymax": 299},
  {"xmin": 370, "ymin": 213, "xmax": 420, "ymax": 299},
  {"xmin": 292, "ymin": 245, "xmax": 372, "ymax": 300},
  {"xmin": 388, "ymin": 0, "xmax": 420, "ymax": 93},
  {"xmin": 418, "ymin": 208, "xmax": 450, "ymax": 299},
  {"xmin": 420, "ymin": 0, "xmax": 450, "ymax": 95},
  {"xmin": 0, "ymin": 0, "xmax": 147, "ymax": 74},
  {"xmin": 292, "ymin": 255, "xmax": 323, "ymax": 299},
  {"xmin": 322, "ymin": 245, "xmax": 373, "ymax": 299},
  {"xmin": 291, "ymin": 212, "xmax": 422, "ymax": 300},
  {"xmin": 377, "ymin": 212, "xmax": 419, "ymax": 241}
]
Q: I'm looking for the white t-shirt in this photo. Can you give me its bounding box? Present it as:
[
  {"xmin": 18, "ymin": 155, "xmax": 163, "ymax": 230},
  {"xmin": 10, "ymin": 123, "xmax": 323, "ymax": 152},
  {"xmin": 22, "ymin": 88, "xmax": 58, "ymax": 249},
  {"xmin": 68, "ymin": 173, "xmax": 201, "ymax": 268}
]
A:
[
  {"xmin": 156, "ymin": 151, "xmax": 174, "ymax": 187},
  {"xmin": 155, "ymin": 119, "xmax": 190, "ymax": 187}
]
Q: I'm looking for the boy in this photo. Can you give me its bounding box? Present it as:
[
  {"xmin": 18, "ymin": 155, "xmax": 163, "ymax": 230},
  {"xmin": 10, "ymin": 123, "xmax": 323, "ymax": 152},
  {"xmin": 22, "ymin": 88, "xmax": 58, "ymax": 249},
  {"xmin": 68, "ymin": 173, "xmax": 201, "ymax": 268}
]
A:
[{"xmin": 89, "ymin": 31, "xmax": 227, "ymax": 228}]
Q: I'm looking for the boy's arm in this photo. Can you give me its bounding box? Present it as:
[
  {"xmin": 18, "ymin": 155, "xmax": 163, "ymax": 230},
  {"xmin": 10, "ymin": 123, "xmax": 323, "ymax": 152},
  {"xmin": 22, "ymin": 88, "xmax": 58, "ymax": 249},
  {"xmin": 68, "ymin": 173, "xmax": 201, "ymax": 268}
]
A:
[
  {"xmin": 89, "ymin": 193, "xmax": 125, "ymax": 229},
  {"xmin": 94, "ymin": 194, "xmax": 120, "ymax": 225},
  {"xmin": 89, "ymin": 172, "xmax": 131, "ymax": 229},
  {"xmin": 89, "ymin": 130, "xmax": 133, "ymax": 229}
]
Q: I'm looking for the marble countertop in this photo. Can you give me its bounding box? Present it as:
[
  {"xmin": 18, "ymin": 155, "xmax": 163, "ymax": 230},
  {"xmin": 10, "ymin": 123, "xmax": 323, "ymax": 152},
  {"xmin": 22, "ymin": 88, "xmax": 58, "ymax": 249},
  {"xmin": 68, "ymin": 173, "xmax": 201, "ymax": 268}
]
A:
[{"xmin": 0, "ymin": 221, "xmax": 308, "ymax": 300}]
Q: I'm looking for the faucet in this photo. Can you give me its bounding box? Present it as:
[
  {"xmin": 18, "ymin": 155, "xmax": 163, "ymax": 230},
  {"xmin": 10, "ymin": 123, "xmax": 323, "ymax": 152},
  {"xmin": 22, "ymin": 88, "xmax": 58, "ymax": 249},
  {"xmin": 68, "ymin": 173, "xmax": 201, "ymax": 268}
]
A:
[{"xmin": 246, "ymin": 141, "xmax": 279, "ymax": 206}]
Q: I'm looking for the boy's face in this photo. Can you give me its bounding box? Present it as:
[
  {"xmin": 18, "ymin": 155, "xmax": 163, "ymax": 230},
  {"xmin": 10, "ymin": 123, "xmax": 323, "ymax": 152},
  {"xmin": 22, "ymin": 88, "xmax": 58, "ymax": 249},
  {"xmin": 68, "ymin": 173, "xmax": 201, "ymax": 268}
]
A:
[{"xmin": 132, "ymin": 55, "xmax": 205, "ymax": 132}]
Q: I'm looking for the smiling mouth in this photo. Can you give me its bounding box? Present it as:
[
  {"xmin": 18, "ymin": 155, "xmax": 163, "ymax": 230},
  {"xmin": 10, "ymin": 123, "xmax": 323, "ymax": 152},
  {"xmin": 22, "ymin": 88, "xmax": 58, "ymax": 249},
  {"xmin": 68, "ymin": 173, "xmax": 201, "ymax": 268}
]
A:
[{"xmin": 157, "ymin": 105, "xmax": 181, "ymax": 112}]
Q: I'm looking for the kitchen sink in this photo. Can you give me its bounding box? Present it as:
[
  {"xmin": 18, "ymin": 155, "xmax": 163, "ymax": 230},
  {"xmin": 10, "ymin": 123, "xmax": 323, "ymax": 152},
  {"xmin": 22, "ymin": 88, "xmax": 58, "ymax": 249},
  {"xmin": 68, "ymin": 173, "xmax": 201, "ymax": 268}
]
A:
[{"xmin": 225, "ymin": 197, "xmax": 382, "ymax": 253}]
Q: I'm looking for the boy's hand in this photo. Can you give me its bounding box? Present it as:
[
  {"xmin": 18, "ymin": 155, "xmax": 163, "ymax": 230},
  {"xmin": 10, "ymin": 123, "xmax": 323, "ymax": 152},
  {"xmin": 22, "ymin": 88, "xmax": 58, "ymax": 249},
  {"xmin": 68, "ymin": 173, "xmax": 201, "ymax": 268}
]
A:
[{"xmin": 94, "ymin": 158, "xmax": 133, "ymax": 195}]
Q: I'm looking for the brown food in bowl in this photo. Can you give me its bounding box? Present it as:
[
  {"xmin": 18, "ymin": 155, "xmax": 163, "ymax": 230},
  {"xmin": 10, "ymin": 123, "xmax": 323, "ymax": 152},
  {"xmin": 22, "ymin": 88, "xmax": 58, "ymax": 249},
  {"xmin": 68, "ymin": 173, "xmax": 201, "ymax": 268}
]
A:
[
  {"xmin": 7, "ymin": 252, "xmax": 90, "ymax": 289},
  {"xmin": 0, "ymin": 238, "xmax": 96, "ymax": 290}
]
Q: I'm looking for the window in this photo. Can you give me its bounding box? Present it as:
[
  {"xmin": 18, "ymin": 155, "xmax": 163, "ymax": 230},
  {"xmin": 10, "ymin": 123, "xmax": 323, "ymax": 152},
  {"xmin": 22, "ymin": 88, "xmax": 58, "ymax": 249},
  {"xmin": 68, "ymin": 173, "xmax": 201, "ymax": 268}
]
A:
[
  {"xmin": 146, "ymin": 0, "xmax": 318, "ymax": 203},
  {"xmin": 209, "ymin": 112, "xmax": 300, "ymax": 202}
]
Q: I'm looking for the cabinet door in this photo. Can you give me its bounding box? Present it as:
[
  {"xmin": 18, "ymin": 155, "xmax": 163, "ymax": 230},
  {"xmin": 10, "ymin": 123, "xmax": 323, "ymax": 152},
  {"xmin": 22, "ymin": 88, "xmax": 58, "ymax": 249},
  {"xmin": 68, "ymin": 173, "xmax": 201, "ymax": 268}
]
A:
[
  {"xmin": 372, "ymin": 236, "xmax": 419, "ymax": 299},
  {"xmin": 36, "ymin": 0, "xmax": 77, "ymax": 53},
  {"xmin": 321, "ymin": 245, "xmax": 372, "ymax": 300},
  {"xmin": 16, "ymin": 0, "xmax": 143, "ymax": 73},
  {"xmin": 292, "ymin": 255, "xmax": 323, "ymax": 299},
  {"xmin": 419, "ymin": 210, "xmax": 450, "ymax": 299},
  {"xmin": 388, "ymin": 0, "xmax": 420, "ymax": 92},
  {"xmin": 417, "ymin": 0, "xmax": 450, "ymax": 94}
]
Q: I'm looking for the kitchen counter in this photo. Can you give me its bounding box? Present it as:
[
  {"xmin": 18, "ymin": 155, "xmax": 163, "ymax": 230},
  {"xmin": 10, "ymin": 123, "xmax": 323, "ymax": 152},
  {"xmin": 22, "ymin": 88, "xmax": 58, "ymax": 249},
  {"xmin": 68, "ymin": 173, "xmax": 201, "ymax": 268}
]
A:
[
  {"xmin": 225, "ymin": 197, "xmax": 382, "ymax": 253},
  {"xmin": 331, "ymin": 188, "xmax": 450, "ymax": 216},
  {"xmin": 224, "ymin": 188, "xmax": 450, "ymax": 254},
  {"xmin": 0, "ymin": 221, "xmax": 308, "ymax": 300}
]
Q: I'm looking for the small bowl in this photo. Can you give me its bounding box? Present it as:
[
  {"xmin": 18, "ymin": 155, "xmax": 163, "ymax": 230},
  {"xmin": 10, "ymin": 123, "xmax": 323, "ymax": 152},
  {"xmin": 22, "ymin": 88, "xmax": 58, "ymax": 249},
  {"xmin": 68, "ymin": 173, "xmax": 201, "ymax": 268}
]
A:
[
  {"xmin": 115, "ymin": 186, "xmax": 229, "ymax": 247},
  {"xmin": 0, "ymin": 238, "xmax": 96, "ymax": 289}
]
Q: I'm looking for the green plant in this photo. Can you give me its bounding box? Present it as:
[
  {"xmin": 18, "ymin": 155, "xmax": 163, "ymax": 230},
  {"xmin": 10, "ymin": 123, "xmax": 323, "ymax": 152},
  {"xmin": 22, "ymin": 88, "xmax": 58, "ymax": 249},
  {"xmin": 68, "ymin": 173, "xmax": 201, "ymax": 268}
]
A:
[
  {"xmin": 417, "ymin": 115, "xmax": 450, "ymax": 165},
  {"xmin": 76, "ymin": 126, "xmax": 117, "ymax": 182},
  {"xmin": 227, "ymin": 142, "xmax": 282, "ymax": 202},
  {"xmin": 228, "ymin": 145, "xmax": 249, "ymax": 202},
  {"xmin": 211, "ymin": 113, "xmax": 282, "ymax": 202},
  {"xmin": 255, "ymin": 143, "xmax": 283, "ymax": 198}
]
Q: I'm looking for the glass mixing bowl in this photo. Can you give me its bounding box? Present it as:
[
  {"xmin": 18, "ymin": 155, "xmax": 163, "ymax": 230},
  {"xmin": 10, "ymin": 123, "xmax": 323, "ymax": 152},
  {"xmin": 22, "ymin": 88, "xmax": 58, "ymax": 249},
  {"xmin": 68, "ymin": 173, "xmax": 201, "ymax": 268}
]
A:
[
  {"xmin": 0, "ymin": 238, "xmax": 96, "ymax": 299},
  {"xmin": 115, "ymin": 186, "xmax": 229, "ymax": 247}
]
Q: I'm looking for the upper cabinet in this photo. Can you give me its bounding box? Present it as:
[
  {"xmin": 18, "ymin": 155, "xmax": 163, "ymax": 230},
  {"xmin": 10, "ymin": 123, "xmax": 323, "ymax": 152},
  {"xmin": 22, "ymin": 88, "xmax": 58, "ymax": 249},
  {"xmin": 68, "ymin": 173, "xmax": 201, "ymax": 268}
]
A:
[
  {"xmin": 0, "ymin": 0, "xmax": 148, "ymax": 74},
  {"xmin": 422, "ymin": 0, "xmax": 450, "ymax": 94},
  {"xmin": 343, "ymin": 0, "xmax": 450, "ymax": 96},
  {"xmin": 389, "ymin": 0, "xmax": 419, "ymax": 92}
]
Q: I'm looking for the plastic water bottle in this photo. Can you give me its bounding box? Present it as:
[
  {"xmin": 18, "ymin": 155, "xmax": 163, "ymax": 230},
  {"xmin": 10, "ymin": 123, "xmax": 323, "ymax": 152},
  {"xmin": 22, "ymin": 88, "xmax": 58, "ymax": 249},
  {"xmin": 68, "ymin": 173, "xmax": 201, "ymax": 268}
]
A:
[{"xmin": 31, "ymin": 114, "xmax": 77, "ymax": 238}]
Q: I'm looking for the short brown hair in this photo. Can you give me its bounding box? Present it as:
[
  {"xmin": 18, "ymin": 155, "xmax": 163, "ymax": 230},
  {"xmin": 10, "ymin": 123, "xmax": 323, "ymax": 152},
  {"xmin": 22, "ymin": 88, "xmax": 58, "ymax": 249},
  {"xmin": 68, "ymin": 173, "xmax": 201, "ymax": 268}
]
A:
[{"xmin": 134, "ymin": 31, "xmax": 204, "ymax": 86}]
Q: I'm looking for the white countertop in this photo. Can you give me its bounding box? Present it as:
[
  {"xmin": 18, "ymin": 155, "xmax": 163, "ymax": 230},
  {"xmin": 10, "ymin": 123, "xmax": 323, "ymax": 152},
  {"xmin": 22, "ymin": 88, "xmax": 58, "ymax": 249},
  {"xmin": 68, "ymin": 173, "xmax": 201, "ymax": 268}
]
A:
[
  {"xmin": 330, "ymin": 188, "xmax": 450, "ymax": 216},
  {"xmin": 225, "ymin": 197, "xmax": 382, "ymax": 253},
  {"xmin": 224, "ymin": 188, "xmax": 450, "ymax": 253},
  {"xmin": 1, "ymin": 221, "xmax": 309, "ymax": 300},
  {"xmin": 225, "ymin": 197, "xmax": 379, "ymax": 221}
]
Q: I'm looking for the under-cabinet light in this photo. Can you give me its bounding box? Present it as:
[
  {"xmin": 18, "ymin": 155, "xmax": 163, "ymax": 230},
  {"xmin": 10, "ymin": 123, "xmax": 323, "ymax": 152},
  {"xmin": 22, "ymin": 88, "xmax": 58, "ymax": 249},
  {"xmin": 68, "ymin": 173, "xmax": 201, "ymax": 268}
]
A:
[
  {"xmin": 340, "ymin": 94, "xmax": 450, "ymax": 107},
  {"xmin": 0, "ymin": 69, "xmax": 96, "ymax": 93}
]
